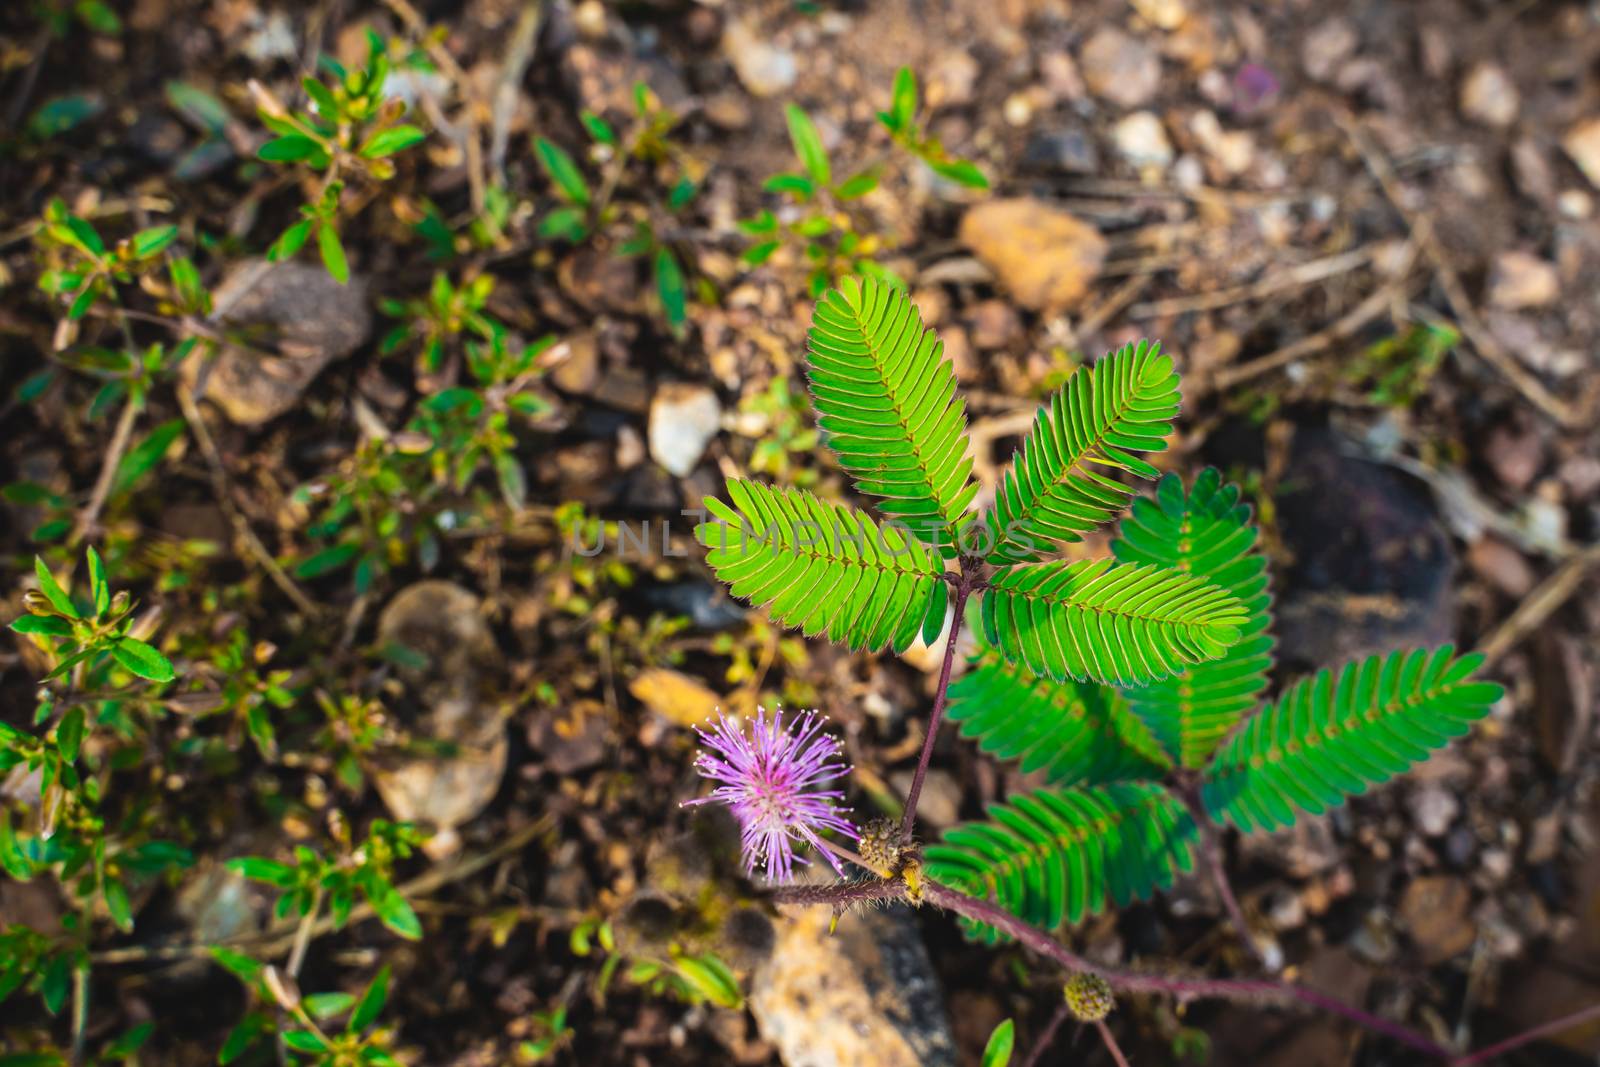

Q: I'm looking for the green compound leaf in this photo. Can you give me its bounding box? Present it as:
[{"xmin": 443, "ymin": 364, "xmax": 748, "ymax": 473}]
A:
[
  {"xmin": 925, "ymin": 782, "xmax": 1197, "ymax": 939},
  {"xmin": 1202, "ymin": 646, "xmax": 1503, "ymax": 833},
  {"xmin": 947, "ymin": 635, "xmax": 1172, "ymax": 788},
  {"xmin": 1112, "ymin": 469, "xmax": 1275, "ymax": 768},
  {"xmin": 985, "ymin": 340, "xmax": 1179, "ymax": 566},
  {"xmin": 981, "ymin": 558, "xmax": 1246, "ymax": 687},
  {"xmin": 695, "ymin": 479, "xmax": 948, "ymax": 655},
  {"xmin": 805, "ymin": 276, "xmax": 976, "ymax": 553}
]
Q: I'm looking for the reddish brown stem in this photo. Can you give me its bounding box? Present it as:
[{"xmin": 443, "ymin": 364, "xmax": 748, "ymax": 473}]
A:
[
  {"xmin": 1019, "ymin": 1001, "xmax": 1071, "ymax": 1067},
  {"xmin": 899, "ymin": 575, "xmax": 974, "ymax": 843},
  {"xmin": 1095, "ymin": 1019, "xmax": 1132, "ymax": 1067},
  {"xmin": 918, "ymin": 881, "xmax": 1453, "ymax": 1060},
  {"xmin": 1449, "ymin": 1002, "xmax": 1600, "ymax": 1066}
]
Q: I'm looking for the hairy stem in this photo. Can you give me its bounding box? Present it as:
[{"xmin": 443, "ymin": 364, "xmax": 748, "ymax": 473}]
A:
[
  {"xmin": 922, "ymin": 881, "xmax": 1450, "ymax": 1058},
  {"xmin": 900, "ymin": 577, "xmax": 973, "ymax": 843},
  {"xmin": 1019, "ymin": 1000, "xmax": 1071, "ymax": 1067},
  {"xmin": 1095, "ymin": 1019, "xmax": 1132, "ymax": 1067},
  {"xmin": 1450, "ymin": 1002, "xmax": 1600, "ymax": 1065}
]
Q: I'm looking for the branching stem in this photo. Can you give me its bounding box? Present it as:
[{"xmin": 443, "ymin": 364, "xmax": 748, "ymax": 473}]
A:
[
  {"xmin": 1019, "ymin": 1001, "xmax": 1070, "ymax": 1067},
  {"xmin": 899, "ymin": 571, "xmax": 976, "ymax": 843}
]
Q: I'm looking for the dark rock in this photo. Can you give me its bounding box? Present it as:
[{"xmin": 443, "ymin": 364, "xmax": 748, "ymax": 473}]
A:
[
  {"xmin": 1273, "ymin": 428, "xmax": 1456, "ymax": 673},
  {"xmin": 1020, "ymin": 128, "xmax": 1101, "ymax": 175}
]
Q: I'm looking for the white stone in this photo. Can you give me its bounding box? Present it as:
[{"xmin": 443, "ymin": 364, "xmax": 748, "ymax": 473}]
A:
[{"xmin": 648, "ymin": 384, "xmax": 722, "ymax": 477}]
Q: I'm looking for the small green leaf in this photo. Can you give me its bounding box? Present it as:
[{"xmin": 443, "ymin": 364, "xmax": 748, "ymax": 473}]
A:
[
  {"xmin": 654, "ymin": 246, "xmax": 686, "ymax": 331},
  {"xmin": 580, "ymin": 111, "xmax": 617, "ymax": 147},
  {"xmin": 28, "ymin": 94, "xmax": 103, "ymax": 139},
  {"xmin": 131, "ymin": 225, "xmax": 179, "ymax": 258},
  {"xmin": 10, "ymin": 615, "xmax": 73, "ymax": 637},
  {"xmin": 226, "ymin": 857, "xmax": 298, "ymax": 887},
  {"xmin": 317, "ymin": 225, "xmax": 349, "ymax": 284},
  {"xmin": 86, "ymin": 546, "xmax": 109, "ymax": 615},
  {"xmin": 359, "ymin": 124, "xmax": 426, "ymax": 159},
  {"xmin": 281, "ymin": 1030, "xmax": 327, "ymax": 1053},
  {"xmin": 41, "ymin": 955, "xmax": 71, "ymax": 1015},
  {"xmin": 303, "ymin": 991, "xmax": 356, "ymax": 1020},
  {"xmin": 56, "ymin": 708, "xmax": 85, "ymax": 763},
  {"xmin": 103, "ymin": 1021, "xmax": 154, "ymax": 1057},
  {"xmin": 302, "ymin": 77, "xmax": 340, "ymax": 118},
  {"xmin": 258, "ymin": 134, "xmax": 321, "ymax": 163},
  {"xmin": 350, "ymin": 965, "xmax": 390, "ymax": 1032},
  {"xmin": 112, "ymin": 638, "xmax": 175, "ymax": 682},
  {"xmin": 667, "ymin": 177, "xmax": 697, "ymax": 211},
  {"xmin": 218, "ymin": 1012, "xmax": 271, "ymax": 1065},
  {"xmin": 534, "ymin": 138, "xmax": 591, "ymax": 206},
  {"xmin": 209, "ymin": 947, "xmax": 266, "ymax": 984},
  {"xmin": 762, "ymin": 172, "xmax": 816, "ymax": 199},
  {"xmin": 269, "ymin": 219, "xmax": 314, "ymax": 261},
  {"xmin": 294, "ymin": 542, "xmax": 359, "ymax": 579},
  {"xmin": 980, "ymin": 1019, "xmax": 1015, "ymax": 1067},
  {"xmin": 113, "ymin": 418, "xmax": 186, "ymax": 495},
  {"xmin": 33, "ymin": 557, "xmax": 78, "ymax": 619},
  {"xmin": 929, "ymin": 158, "xmax": 989, "ymax": 189},
  {"xmin": 421, "ymin": 387, "xmax": 483, "ymax": 416},
  {"xmin": 784, "ymin": 105, "xmax": 831, "ymax": 187},
  {"xmin": 75, "ymin": 0, "xmax": 123, "ymax": 34},
  {"xmin": 537, "ymin": 206, "xmax": 588, "ymax": 243},
  {"xmin": 889, "ymin": 67, "xmax": 918, "ymax": 133},
  {"xmin": 368, "ymin": 884, "xmax": 422, "ymax": 940},
  {"xmin": 835, "ymin": 169, "xmax": 879, "ymax": 199},
  {"xmin": 68, "ymin": 285, "xmax": 98, "ymax": 321},
  {"xmin": 165, "ymin": 81, "xmax": 230, "ymax": 132},
  {"xmin": 495, "ymin": 452, "xmax": 527, "ymax": 511},
  {"xmin": 673, "ymin": 954, "xmax": 742, "ymax": 1009},
  {"xmin": 741, "ymin": 240, "xmax": 781, "ymax": 267},
  {"xmin": 104, "ymin": 877, "xmax": 133, "ymax": 931}
]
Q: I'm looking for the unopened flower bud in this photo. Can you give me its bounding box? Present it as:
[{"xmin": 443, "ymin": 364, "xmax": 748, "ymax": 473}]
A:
[{"xmin": 1064, "ymin": 972, "xmax": 1115, "ymax": 1022}]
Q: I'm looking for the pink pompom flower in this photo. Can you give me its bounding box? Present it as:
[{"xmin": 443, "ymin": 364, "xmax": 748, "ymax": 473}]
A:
[{"xmin": 683, "ymin": 706, "xmax": 858, "ymax": 883}]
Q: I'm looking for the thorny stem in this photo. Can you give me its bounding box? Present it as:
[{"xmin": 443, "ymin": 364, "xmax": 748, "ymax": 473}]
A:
[
  {"xmin": 1095, "ymin": 1019, "xmax": 1133, "ymax": 1067},
  {"xmin": 1449, "ymin": 1001, "xmax": 1600, "ymax": 1065},
  {"xmin": 1019, "ymin": 1000, "xmax": 1071, "ymax": 1067},
  {"xmin": 899, "ymin": 572, "xmax": 976, "ymax": 843}
]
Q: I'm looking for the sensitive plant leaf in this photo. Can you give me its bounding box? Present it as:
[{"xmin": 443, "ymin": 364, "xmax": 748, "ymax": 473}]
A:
[
  {"xmin": 695, "ymin": 480, "xmax": 949, "ymax": 655},
  {"xmin": 112, "ymin": 638, "xmax": 175, "ymax": 682},
  {"xmin": 985, "ymin": 340, "xmax": 1180, "ymax": 565},
  {"xmin": 783, "ymin": 104, "xmax": 831, "ymax": 187},
  {"xmin": 1202, "ymin": 646, "xmax": 1503, "ymax": 833},
  {"xmin": 1112, "ymin": 470, "xmax": 1275, "ymax": 767},
  {"xmin": 980, "ymin": 1019, "xmax": 1015, "ymax": 1067},
  {"xmin": 805, "ymin": 277, "xmax": 977, "ymax": 552},
  {"xmin": 534, "ymin": 138, "xmax": 591, "ymax": 205},
  {"xmin": 948, "ymin": 640, "xmax": 1173, "ymax": 788},
  {"xmin": 982, "ymin": 558, "xmax": 1246, "ymax": 687},
  {"xmin": 925, "ymin": 782, "xmax": 1198, "ymax": 938}
]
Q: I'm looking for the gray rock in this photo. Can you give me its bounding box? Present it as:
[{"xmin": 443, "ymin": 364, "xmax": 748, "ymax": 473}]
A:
[
  {"xmin": 649, "ymin": 383, "xmax": 722, "ymax": 477},
  {"xmin": 373, "ymin": 582, "xmax": 507, "ymax": 854},
  {"xmin": 1020, "ymin": 128, "xmax": 1101, "ymax": 175},
  {"xmin": 724, "ymin": 18, "xmax": 797, "ymax": 98},
  {"xmin": 1079, "ymin": 29, "xmax": 1161, "ymax": 109},
  {"xmin": 183, "ymin": 259, "xmax": 372, "ymax": 426},
  {"xmin": 751, "ymin": 902, "xmax": 955, "ymax": 1067}
]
